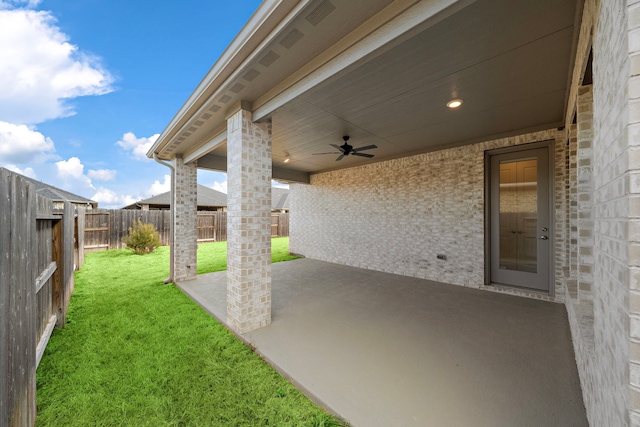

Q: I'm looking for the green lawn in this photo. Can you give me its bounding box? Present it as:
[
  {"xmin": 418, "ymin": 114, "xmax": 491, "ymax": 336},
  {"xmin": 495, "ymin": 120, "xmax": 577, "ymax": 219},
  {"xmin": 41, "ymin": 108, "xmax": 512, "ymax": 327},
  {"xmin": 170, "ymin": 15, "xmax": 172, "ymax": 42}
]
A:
[{"xmin": 36, "ymin": 238, "xmax": 345, "ymax": 426}]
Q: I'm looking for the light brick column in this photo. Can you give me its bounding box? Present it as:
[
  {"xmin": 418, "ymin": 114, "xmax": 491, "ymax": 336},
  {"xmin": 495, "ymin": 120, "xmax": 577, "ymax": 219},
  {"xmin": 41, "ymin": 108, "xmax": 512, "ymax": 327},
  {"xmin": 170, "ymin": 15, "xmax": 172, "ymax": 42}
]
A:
[
  {"xmin": 226, "ymin": 106, "xmax": 272, "ymax": 334},
  {"xmin": 576, "ymin": 85, "xmax": 594, "ymax": 302},
  {"xmin": 172, "ymin": 156, "xmax": 198, "ymax": 282}
]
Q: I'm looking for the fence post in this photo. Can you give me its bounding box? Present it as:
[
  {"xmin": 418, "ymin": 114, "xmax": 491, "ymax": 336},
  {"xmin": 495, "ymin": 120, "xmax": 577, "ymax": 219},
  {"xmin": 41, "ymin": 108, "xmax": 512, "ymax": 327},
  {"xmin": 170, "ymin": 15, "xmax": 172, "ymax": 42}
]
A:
[
  {"xmin": 75, "ymin": 206, "xmax": 85, "ymax": 270},
  {"xmin": 1, "ymin": 171, "xmax": 8, "ymax": 426},
  {"xmin": 63, "ymin": 202, "xmax": 75, "ymax": 307},
  {"xmin": 52, "ymin": 202, "xmax": 74, "ymax": 328},
  {"xmin": 51, "ymin": 216, "xmax": 63, "ymax": 328}
]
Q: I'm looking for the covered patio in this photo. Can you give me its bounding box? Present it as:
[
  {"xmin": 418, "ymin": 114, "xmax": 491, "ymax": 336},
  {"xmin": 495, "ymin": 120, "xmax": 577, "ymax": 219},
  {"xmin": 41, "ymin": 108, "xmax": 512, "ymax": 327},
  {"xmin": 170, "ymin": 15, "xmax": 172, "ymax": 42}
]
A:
[
  {"xmin": 178, "ymin": 258, "xmax": 587, "ymax": 427},
  {"xmin": 148, "ymin": 0, "xmax": 640, "ymax": 423}
]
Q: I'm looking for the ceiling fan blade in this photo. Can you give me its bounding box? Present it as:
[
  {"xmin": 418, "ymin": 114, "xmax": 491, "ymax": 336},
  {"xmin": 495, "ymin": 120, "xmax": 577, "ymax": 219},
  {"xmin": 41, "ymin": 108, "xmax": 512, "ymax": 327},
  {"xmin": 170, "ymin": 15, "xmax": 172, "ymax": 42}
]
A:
[
  {"xmin": 335, "ymin": 155, "xmax": 344, "ymax": 161},
  {"xmin": 353, "ymin": 145, "xmax": 377, "ymax": 152},
  {"xmin": 352, "ymin": 152, "xmax": 374, "ymax": 158},
  {"xmin": 313, "ymin": 152, "xmax": 341, "ymax": 155},
  {"xmin": 330, "ymin": 144, "xmax": 345, "ymax": 152}
]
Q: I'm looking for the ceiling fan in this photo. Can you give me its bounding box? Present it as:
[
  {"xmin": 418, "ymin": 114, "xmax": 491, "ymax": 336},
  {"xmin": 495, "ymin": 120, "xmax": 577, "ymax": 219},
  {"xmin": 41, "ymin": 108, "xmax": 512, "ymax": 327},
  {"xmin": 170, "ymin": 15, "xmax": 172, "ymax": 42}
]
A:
[{"xmin": 312, "ymin": 136, "xmax": 377, "ymax": 161}]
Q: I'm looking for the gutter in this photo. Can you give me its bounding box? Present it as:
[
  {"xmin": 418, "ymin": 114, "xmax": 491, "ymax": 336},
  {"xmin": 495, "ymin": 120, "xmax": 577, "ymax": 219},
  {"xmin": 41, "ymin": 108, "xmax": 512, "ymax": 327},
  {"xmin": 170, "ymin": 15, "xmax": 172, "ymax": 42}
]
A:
[{"xmin": 153, "ymin": 153, "xmax": 175, "ymax": 284}]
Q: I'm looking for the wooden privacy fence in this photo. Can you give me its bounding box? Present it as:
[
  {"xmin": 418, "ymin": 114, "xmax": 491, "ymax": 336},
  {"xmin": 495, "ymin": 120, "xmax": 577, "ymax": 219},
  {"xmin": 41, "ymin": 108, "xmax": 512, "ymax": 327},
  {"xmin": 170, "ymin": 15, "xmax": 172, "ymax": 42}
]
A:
[
  {"xmin": 1, "ymin": 170, "xmax": 77, "ymax": 427},
  {"xmin": 197, "ymin": 212, "xmax": 226, "ymax": 242},
  {"xmin": 85, "ymin": 210, "xmax": 289, "ymax": 252},
  {"xmin": 272, "ymin": 212, "xmax": 289, "ymax": 237},
  {"xmin": 84, "ymin": 209, "xmax": 172, "ymax": 251}
]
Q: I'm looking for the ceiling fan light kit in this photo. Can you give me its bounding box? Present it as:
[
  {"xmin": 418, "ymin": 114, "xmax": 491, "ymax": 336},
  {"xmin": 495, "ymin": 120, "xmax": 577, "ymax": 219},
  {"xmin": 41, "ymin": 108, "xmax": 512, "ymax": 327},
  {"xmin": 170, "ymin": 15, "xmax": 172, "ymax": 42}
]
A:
[{"xmin": 312, "ymin": 135, "xmax": 378, "ymax": 161}]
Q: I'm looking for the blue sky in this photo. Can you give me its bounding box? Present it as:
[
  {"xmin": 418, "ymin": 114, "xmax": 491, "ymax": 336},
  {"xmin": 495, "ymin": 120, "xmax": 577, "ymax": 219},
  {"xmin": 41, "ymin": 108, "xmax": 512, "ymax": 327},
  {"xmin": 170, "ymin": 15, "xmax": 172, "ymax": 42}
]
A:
[{"xmin": 0, "ymin": 0, "xmax": 265, "ymax": 208}]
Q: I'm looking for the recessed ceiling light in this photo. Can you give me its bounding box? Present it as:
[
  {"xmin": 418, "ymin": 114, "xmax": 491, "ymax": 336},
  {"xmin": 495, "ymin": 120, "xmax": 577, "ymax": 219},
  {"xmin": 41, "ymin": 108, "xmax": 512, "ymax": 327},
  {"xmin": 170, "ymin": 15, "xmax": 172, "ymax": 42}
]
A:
[
  {"xmin": 283, "ymin": 153, "xmax": 290, "ymax": 163},
  {"xmin": 447, "ymin": 99, "xmax": 463, "ymax": 109}
]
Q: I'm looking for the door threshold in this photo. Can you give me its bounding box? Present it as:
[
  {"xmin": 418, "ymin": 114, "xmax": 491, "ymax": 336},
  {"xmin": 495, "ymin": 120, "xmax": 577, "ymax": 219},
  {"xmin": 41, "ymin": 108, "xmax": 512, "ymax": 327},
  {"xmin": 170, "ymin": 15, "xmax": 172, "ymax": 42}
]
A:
[{"xmin": 483, "ymin": 283, "xmax": 559, "ymax": 303}]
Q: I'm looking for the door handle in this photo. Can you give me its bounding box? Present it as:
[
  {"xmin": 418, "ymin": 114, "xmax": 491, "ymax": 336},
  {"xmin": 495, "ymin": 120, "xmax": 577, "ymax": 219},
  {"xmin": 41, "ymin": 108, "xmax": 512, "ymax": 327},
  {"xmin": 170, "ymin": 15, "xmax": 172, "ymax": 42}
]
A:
[{"xmin": 539, "ymin": 235, "xmax": 548, "ymax": 240}]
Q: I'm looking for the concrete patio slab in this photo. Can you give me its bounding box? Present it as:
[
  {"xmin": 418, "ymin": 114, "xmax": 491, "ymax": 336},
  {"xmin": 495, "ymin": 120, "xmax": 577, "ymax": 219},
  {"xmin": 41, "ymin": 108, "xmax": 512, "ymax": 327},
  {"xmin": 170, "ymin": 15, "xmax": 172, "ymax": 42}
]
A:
[{"xmin": 178, "ymin": 258, "xmax": 587, "ymax": 427}]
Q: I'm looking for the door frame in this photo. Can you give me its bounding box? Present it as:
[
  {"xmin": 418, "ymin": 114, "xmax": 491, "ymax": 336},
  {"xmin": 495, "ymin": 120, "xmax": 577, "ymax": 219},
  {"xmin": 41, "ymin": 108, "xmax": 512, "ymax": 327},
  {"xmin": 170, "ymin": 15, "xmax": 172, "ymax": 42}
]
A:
[{"xmin": 484, "ymin": 140, "xmax": 555, "ymax": 295}]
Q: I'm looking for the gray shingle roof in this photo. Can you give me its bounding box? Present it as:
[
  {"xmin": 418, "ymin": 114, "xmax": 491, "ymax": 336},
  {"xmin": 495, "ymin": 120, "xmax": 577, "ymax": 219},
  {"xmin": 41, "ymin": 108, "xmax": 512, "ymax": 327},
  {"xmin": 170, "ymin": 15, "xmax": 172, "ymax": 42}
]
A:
[
  {"xmin": 126, "ymin": 184, "xmax": 227, "ymax": 208},
  {"xmin": 0, "ymin": 167, "xmax": 97, "ymax": 206},
  {"xmin": 272, "ymin": 187, "xmax": 289, "ymax": 211},
  {"xmin": 124, "ymin": 184, "xmax": 290, "ymax": 211}
]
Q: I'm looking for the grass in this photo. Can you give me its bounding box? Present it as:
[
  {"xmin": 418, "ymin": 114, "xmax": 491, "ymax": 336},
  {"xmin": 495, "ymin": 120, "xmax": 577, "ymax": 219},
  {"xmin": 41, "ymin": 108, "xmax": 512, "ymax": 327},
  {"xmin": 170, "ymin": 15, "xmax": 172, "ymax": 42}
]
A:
[
  {"xmin": 196, "ymin": 237, "xmax": 299, "ymax": 274},
  {"xmin": 36, "ymin": 238, "xmax": 346, "ymax": 426}
]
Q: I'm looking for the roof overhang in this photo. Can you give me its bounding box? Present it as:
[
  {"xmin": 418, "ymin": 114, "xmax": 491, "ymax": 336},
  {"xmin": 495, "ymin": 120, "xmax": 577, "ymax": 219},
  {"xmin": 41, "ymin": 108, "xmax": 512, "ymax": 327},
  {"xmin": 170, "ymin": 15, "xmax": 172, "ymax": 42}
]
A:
[{"xmin": 149, "ymin": 0, "xmax": 583, "ymax": 183}]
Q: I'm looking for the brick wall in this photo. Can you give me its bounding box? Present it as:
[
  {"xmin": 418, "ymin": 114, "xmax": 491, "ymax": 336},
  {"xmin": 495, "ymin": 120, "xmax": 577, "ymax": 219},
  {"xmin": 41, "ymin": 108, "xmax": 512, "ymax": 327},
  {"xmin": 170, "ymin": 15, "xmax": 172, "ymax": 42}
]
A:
[
  {"xmin": 624, "ymin": 0, "xmax": 640, "ymax": 425},
  {"xmin": 592, "ymin": 0, "xmax": 635, "ymax": 425},
  {"xmin": 291, "ymin": 129, "xmax": 562, "ymax": 295}
]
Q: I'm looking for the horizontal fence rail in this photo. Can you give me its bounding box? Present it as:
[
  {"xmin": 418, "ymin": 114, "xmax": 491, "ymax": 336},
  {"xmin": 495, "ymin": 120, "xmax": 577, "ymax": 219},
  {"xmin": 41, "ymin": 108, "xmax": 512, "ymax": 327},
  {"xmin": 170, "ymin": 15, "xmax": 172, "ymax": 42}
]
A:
[{"xmin": 84, "ymin": 210, "xmax": 288, "ymax": 252}]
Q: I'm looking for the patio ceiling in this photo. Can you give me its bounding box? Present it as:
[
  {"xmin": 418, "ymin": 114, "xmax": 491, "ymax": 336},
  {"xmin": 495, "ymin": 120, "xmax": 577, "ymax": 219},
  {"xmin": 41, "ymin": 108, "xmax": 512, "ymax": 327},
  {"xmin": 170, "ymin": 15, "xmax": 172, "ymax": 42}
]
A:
[{"xmin": 150, "ymin": 0, "xmax": 581, "ymax": 182}]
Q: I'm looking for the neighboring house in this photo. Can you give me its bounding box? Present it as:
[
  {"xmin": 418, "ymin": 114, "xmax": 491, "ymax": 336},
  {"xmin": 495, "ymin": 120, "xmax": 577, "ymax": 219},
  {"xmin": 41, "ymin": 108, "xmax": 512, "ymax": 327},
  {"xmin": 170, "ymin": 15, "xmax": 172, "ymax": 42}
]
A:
[
  {"xmin": 271, "ymin": 187, "xmax": 289, "ymax": 212},
  {"xmin": 146, "ymin": 1, "xmax": 636, "ymax": 424},
  {"xmin": 123, "ymin": 184, "xmax": 288, "ymax": 211},
  {"xmin": 123, "ymin": 184, "xmax": 227, "ymax": 211},
  {"xmin": 0, "ymin": 167, "xmax": 97, "ymax": 210}
]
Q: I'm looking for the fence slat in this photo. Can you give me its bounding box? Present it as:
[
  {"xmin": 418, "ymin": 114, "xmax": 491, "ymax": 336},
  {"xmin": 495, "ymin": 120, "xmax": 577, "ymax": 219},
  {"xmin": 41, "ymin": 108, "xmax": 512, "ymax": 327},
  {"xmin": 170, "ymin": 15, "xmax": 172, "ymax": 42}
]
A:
[{"xmin": 0, "ymin": 171, "xmax": 11, "ymax": 426}]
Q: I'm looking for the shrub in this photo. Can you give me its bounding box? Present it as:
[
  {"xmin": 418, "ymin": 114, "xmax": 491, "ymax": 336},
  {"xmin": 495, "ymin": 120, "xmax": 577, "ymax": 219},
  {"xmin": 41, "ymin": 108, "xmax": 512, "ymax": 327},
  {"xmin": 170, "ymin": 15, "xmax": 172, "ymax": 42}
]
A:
[{"xmin": 122, "ymin": 219, "xmax": 161, "ymax": 255}]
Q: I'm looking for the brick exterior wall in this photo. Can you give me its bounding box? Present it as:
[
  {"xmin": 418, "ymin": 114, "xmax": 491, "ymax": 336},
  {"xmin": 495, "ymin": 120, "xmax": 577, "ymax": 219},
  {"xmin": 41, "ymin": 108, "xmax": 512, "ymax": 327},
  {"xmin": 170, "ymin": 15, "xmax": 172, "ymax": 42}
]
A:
[
  {"xmin": 625, "ymin": 0, "xmax": 640, "ymax": 425},
  {"xmin": 172, "ymin": 156, "xmax": 198, "ymax": 282},
  {"xmin": 226, "ymin": 108, "xmax": 272, "ymax": 334},
  {"xmin": 593, "ymin": 0, "xmax": 637, "ymax": 425},
  {"xmin": 291, "ymin": 129, "xmax": 563, "ymax": 296}
]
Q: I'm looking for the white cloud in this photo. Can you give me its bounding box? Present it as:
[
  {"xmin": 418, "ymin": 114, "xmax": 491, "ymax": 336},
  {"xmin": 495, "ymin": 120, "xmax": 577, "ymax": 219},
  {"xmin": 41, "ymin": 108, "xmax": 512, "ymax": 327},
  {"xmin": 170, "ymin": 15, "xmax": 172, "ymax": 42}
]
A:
[
  {"xmin": 92, "ymin": 187, "xmax": 136, "ymax": 208},
  {"xmin": 212, "ymin": 180, "xmax": 227, "ymax": 194},
  {"xmin": 0, "ymin": 121, "xmax": 55, "ymax": 164},
  {"xmin": 0, "ymin": 9, "xmax": 112, "ymax": 124},
  {"xmin": 116, "ymin": 132, "xmax": 159, "ymax": 160},
  {"xmin": 56, "ymin": 156, "xmax": 84, "ymax": 178},
  {"xmin": 55, "ymin": 156, "xmax": 94, "ymax": 190},
  {"xmin": 146, "ymin": 174, "xmax": 171, "ymax": 196},
  {"xmin": 87, "ymin": 168, "xmax": 116, "ymax": 181},
  {"xmin": 3, "ymin": 164, "xmax": 36, "ymax": 178},
  {"xmin": 91, "ymin": 188, "xmax": 117, "ymax": 203}
]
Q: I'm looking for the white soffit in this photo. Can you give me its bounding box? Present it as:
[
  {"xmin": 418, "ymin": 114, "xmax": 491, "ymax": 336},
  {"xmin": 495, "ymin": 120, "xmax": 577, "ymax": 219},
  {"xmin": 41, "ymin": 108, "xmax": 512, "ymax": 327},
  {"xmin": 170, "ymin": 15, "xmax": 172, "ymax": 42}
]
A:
[
  {"xmin": 150, "ymin": 0, "xmax": 465, "ymax": 160},
  {"xmin": 151, "ymin": 0, "xmax": 581, "ymax": 180}
]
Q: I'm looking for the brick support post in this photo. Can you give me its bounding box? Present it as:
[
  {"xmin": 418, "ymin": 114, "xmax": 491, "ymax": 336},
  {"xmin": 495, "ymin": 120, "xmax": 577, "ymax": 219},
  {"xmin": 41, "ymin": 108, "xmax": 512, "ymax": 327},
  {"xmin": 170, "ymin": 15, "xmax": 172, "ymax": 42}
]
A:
[
  {"xmin": 172, "ymin": 156, "xmax": 198, "ymax": 282},
  {"xmin": 576, "ymin": 85, "xmax": 594, "ymax": 302},
  {"xmin": 226, "ymin": 106, "xmax": 272, "ymax": 334}
]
